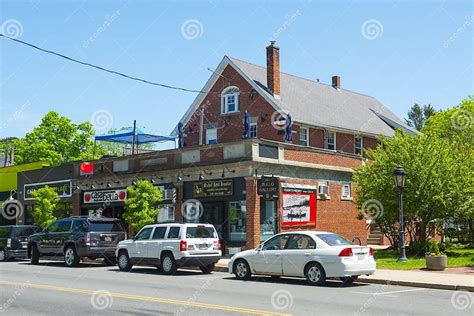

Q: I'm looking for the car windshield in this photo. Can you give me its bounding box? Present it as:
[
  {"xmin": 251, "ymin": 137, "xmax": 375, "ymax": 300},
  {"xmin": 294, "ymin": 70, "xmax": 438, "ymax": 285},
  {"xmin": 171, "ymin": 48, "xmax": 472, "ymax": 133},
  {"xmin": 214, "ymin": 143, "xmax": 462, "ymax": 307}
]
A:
[
  {"xmin": 186, "ymin": 226, "xmax": 216, "ymax": 238},
  {"xmin": 88, "ymin": 221, "xmax": 124, "ymax": 232},
  {"xmin": 316, "ymin": 233, "xmax": 353, "ymax": 246},
  {"xmin": 12, "ymin": 227, "xmax": 37, "ymax": 237}
]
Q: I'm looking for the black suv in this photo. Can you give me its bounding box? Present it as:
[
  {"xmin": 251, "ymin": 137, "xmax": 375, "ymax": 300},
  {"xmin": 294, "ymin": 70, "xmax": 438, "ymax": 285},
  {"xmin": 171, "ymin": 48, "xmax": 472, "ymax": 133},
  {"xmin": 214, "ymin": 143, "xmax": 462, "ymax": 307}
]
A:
[
  {"xmin": 28, "ymin": 216, "xmax": 126, "ymax": 267},
  {"xmin": 0, "ymin": 225, "xmax": 38, "ymax": 261}
]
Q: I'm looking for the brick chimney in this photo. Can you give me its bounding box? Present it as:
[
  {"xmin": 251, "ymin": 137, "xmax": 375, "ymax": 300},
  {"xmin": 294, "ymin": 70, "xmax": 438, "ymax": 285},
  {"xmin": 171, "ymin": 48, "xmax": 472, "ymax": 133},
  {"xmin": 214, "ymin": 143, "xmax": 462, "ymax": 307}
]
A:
[
  {"xmin": 266, "ymin": 41, "xmax": 280, "ymax": 98},
  {"xmin": 332, "ymin": 75, "xmax": 341, "ymax": 89}
]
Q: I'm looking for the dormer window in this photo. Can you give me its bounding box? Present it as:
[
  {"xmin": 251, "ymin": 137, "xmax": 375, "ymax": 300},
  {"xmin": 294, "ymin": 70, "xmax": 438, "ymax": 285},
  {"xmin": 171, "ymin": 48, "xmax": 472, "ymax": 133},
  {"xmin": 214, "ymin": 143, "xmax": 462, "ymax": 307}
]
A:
[{"xmin": 221, "ymin": 86, "xmax": 240, "ymax": 114}]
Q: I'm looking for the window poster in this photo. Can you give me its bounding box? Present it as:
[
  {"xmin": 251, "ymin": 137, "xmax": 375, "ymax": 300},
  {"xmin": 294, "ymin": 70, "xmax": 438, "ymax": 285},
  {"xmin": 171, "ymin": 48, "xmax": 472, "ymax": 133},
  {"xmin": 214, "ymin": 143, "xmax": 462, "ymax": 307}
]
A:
[{"xmin": 281, "ymin": 185, "xmax": 317, "ymax": 226}]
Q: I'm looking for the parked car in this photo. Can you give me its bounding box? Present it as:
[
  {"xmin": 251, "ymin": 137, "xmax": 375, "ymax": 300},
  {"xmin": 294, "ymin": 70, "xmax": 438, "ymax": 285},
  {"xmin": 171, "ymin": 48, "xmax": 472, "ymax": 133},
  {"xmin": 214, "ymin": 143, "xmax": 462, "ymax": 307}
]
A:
[
  {"xmin": 28, "ymin": 216, "xmax": 126, "ymax": 267},
  {"xmin": 229, "ymin": 231, "xmax": 376, "ymax": 285},
  {"xmin": 116, "ymin": 223, "xmax": 221, "ymax": 274},
  {"xmin": 0, "ymin": 225, "xmax": 38, "ymax": 261}
]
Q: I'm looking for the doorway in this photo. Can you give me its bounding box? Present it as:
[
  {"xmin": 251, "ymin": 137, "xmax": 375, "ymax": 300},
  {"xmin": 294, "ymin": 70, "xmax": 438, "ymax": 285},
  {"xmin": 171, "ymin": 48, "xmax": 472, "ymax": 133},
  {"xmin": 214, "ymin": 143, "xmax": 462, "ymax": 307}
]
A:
[{"xmin": 202, "ymin": 202, "xmax": 226, "ymax": 242}]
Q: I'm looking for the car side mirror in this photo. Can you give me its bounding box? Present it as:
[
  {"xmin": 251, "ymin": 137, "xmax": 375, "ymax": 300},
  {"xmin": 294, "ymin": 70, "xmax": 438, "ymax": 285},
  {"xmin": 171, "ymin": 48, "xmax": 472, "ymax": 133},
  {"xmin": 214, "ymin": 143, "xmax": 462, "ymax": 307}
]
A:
[{"xmin": 256, "ymin": 244, "xmax": 263, "ymax": 251}]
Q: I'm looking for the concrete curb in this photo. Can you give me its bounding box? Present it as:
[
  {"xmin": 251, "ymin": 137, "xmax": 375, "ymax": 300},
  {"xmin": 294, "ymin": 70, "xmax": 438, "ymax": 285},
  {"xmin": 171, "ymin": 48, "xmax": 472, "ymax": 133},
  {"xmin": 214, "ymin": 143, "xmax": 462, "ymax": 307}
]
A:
[{"xmin": 215, "ymin": 264, "xmax": 474, "ymax": 292}]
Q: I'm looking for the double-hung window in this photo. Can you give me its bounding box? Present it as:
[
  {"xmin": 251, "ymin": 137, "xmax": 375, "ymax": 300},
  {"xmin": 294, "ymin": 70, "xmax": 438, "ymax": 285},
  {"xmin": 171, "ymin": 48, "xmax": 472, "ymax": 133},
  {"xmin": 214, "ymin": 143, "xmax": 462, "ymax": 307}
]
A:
[
  {"xmin": 299, "ymin": 127, "xmax": 309, "ymax": 146},
  {"xmin": 249, "ymin": 116, "xmax": 257, "ymax": 138},
  {"xmin": 326, "ymin": 131, "xmax": 336, "ymax": 150},
  {"xmin": 341, "ymin": 183, "xmax": 351, "ymax": 199},
  {"xmin": 206, "ymin": 123, "xmax": 217, "ymax": 144},
  {"xmin": 355, "ymin": 135, "xmax": 363, "ymax": 155},
  {"xmin": 221, "ymin": 86, "xmax": 240, "ymax": 114}
]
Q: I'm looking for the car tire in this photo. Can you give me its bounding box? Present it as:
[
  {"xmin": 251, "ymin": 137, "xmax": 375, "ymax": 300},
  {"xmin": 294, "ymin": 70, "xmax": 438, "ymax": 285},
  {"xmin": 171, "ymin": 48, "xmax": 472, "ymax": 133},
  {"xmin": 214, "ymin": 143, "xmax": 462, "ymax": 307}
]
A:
[
  {"xmin": 233, "ymin": 259, "xmax": 251, "ymax": 280},
  {"xmin": 0, "ymin": 249, "xmax": 7, "ymax": 262},
  {"xmin": 200, "ymin": 263, "xmax": 215, "ymax": 274},
  {"xmin": 30, "ymin": 244, "xmax": 39, "ymax": 265},
  {"xmin": 340, "ymin": 276, "xmax": 358, "ymax": 285},
  {"xmin": 64, "ymin": 246, "xmax": 80, "ymax": 267},
  {"xmin": 161, "ymin": 253, "xmax": 177, "ymax": 275},
  {"xmin": 117, "ymin": 251, "xmax": 133, "ymax": 272},
  {"xmin": 305, "ymin": 262, "xmax": 326, "ymax": 286},
  {"xmin": 104, "ymin": 256, "xmax": 117, "ymax": 266}
]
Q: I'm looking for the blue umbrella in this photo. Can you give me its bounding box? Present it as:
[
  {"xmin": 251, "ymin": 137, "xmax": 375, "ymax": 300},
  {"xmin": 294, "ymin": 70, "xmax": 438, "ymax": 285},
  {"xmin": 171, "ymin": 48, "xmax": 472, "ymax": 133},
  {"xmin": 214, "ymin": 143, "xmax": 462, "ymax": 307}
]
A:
[
  {"xmin": 242, "ymin": 111, "xmax": 250, "ymax": 139},
  {"xmin": 178, "ymin": 122, "xmax": 184, "ymax": 148},
  {"xmin": 285, "ymin": 113, "xmax": 293, "ymax": 142}
]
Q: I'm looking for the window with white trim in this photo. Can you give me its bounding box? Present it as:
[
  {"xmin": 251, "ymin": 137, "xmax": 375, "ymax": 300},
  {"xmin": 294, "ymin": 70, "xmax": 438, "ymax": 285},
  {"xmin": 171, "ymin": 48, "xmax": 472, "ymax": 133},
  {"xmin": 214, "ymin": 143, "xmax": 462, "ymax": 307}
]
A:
[
  {"xmin": 221, "ymin": 86, "xmax": 240, "ymax": 114},
  {"xmin": 318, "ymin": 180, "xmax": 329, "ymax": 196},
  {"xmin": 249, "ymin": 116, "xmax": 257, "ymax": 138},
  {"xmin": 157, "ymin": 204, "xmax": 175, "ymax": 222},
  {"xmin": 206, "ymin": 126, "xmax": 217, "ymax": 144},
  {"xmin": 341, "ymin": 183, "xmax": 351, "ymax": 199},
  {"xmin": 326, "ymin": 131, "xmax": 336, "ymax": 150},
  {"xmin": 355, "ymin": 135, "xmax": 363, "ymax": 155},
  {"xmin": 299, "ymin": 127, "xmax": 309, "ymax": 146}
]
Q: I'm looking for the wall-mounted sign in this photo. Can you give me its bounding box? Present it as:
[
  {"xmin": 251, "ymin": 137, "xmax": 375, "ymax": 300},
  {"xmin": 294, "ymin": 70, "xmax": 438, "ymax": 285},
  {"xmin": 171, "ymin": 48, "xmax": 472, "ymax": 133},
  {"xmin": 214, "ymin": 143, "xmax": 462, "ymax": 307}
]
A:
[
  {"xmin": 257, "ymin": 177, "xmax": 279, "ymax": 200},
  {"xmin": 83, "ymin": 189, "xmax": 127, "ymax": 204},
  {"xmin": 193, "ymin": 180, "xmax": 233, "ymax": 198},
  {"xmin": 80, "ymin": 162, "xmax": 94, "ymax": 175},
  {"xmin": 24, "ymin": 180, "xmax": 72, "ymax": 200},
  {"xmin": 281, "ymin": 184, "xmax": 317, "ymax": 227}
]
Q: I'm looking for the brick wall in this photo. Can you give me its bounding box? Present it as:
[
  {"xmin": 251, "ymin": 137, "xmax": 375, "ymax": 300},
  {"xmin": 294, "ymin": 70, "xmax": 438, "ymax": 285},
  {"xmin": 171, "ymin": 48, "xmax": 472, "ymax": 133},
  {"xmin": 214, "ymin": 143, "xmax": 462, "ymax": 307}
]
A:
[
  {"xmin": 283, "ymin": 147, "xmax": 362, "ymax": 169},
  {"xmin": 245, "ymin": 178, "xmax": 260, "ymax": 250},
  {"xmin": 309, "ymin": 128, "xmax": 325, "ymax": 148},
  {"xmin": 363, "ymin": 136, "xmax": 378, "ymax": 151}
]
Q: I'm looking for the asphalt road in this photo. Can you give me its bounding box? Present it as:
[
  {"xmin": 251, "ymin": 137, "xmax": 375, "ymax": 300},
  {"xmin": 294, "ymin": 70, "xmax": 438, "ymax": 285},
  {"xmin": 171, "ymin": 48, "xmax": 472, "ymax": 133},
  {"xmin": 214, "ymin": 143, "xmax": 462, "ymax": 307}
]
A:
[{"xmin": 0, "ymin": 259, "xmax": 471, "ymax": 315}]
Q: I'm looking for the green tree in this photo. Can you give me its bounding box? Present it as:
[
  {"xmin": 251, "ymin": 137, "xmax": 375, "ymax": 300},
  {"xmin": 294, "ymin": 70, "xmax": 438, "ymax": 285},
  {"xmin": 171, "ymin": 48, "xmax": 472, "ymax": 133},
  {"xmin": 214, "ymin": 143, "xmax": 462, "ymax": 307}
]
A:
[
  {"xmin": 405, "ymin": 103, "xmax": 437, "ymax": 131},
  {"xmin": 13, "ymin": 111, "xmax": 96, "ymax": 166},
  {"xmin": 31, "ymin": 186, "xmax": 58, "ymax": 228},
  {"xmin": 123, "ymin": 180, "xmax": 163, "ymax": 232}
]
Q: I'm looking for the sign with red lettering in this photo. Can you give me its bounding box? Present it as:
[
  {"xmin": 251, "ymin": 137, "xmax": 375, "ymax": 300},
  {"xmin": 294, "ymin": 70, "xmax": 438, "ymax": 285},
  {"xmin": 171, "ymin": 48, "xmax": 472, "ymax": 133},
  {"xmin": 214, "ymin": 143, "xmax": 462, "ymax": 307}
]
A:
[{"xmin": 83, "ymin": 189, "xmax": 127, "ymax": 204}]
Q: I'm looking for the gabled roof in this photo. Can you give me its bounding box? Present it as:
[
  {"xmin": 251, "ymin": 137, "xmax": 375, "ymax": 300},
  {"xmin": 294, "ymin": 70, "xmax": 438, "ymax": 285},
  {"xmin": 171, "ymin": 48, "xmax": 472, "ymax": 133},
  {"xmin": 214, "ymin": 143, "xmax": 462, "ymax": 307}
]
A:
[{"xmin": 173, "ymin": 56, "xmax": 417, "ymax": 137}]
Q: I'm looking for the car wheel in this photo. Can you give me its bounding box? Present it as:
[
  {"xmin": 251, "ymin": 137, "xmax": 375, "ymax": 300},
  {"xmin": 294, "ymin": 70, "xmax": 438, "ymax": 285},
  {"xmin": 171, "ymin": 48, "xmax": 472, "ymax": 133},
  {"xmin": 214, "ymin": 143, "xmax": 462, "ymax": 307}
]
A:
[
  {"xmin": 117, "ymin": 251, "xmax": 133, "ymax": 272},
  {"xmin": 64, "ymin": 246, "xmax": 80, "ymax": 267},
  {"xmin": 0, "ymin": 249, "xmax": 7, "ymax": 262},
  {"xmin": 104, "ymin": 256, "xmax": 117, "ymax": 266},
  {"xmin": 161, "ymin": 253, "xmax": 177, "ymax": 275},
  {"xmin": 234, "ymin": 259, "xmax": 251, "ymax": 280},
  {"xmin": 340, "ymin": 276, "xmax": 358, "ymax": 285},
  {"xmin": 305, "ymin": 262, "xmax": 326, "ymax": 286},
  {"xmin": 30, "ymin": 244, "xmax": 39, "ymax": 265},
  {"xmin": 200, "ymin": 263, "xmax": 215, "ymax": 274}
]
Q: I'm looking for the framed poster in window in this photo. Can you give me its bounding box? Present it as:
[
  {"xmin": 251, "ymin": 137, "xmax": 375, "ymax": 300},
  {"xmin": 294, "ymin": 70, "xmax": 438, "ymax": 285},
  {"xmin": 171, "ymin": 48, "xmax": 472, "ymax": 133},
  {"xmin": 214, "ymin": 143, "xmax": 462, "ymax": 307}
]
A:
[{"xmin": 281, "ymin": 184, "xmax": 317, "ymax": 226}]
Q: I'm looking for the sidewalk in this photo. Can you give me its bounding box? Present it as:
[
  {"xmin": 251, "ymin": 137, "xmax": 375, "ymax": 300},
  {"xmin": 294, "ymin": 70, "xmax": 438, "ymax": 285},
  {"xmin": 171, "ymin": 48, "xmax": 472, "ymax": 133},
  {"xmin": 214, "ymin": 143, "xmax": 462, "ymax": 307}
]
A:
[{"xmin": 215, "ymin": 259, "xmax": 474, "ymax": 292}]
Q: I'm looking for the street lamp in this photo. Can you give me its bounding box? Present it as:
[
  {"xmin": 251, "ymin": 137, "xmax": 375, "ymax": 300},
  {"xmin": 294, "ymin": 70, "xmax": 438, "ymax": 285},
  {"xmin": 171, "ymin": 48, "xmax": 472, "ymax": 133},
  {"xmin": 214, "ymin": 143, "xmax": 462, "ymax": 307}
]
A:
[{"xmin": 393, "ymin": 165, "xmax": 408, "ymax": 262}]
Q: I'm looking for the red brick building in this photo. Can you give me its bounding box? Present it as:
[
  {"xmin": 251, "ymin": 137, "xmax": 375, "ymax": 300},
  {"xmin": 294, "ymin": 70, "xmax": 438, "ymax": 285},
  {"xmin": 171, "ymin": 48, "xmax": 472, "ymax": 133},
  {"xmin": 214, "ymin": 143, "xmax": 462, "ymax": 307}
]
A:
[{"xmin": 17, "ymin": 42, "xmax": 415, "ymax": 253}]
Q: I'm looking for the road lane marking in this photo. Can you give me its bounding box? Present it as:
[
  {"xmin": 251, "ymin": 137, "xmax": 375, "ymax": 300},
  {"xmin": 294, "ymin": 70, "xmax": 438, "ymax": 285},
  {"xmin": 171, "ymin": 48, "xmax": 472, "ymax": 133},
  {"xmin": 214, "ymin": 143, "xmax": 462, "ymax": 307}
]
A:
[
  {"xmin": 351, "ymin": 288, "xmax": 427, "ymax": 297},
  {"xmin": 0, "ymin": 280, "xmax": 290, "ymax": 316}
]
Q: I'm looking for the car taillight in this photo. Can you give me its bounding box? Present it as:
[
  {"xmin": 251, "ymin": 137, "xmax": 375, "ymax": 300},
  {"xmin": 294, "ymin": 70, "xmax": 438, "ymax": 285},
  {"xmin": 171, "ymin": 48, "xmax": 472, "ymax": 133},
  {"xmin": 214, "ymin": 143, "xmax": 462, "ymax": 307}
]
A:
[
  {"xmin": 180, "ymin": 240, "xmax": 187, "ymax": 252},
  {"xmin": 6, "ymin": 238, "xmax": 11, "ymax": 248},
  {"xmin": 218, "ymin": 239, "xmax": 221, "ymax": 250},
  {"xmin": 369, "ymin": 247, "xmax": 374, "ymax": 257},
  {"xmin": 83, "ymin": 233, "xmax": 90, "ymax": 244},
  {"xmin": 338, "ymin": 248, "xmax": 353, "ymax": 257}
]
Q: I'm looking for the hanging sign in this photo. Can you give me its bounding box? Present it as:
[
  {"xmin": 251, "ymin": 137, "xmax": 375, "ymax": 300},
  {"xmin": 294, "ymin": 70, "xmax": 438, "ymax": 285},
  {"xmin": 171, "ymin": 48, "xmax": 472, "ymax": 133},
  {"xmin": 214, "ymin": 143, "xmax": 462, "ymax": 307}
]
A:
[{"xmin": 257, "ymin": 177, "xmax": 279, "ymax": 200}]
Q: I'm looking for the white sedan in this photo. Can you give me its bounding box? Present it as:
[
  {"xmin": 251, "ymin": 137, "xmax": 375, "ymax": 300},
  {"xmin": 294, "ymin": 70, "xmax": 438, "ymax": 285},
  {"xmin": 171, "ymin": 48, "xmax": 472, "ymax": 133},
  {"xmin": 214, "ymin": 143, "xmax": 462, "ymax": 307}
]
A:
[{"xmin": 229, "ymin": 231, "xmax": 376, "ymax": 285}]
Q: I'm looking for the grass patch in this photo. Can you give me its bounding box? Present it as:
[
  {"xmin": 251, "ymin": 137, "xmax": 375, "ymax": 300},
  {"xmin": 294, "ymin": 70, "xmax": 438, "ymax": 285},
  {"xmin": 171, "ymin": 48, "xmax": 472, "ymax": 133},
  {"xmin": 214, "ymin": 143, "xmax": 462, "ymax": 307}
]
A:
[{"xmin": 374, "ymin": 248, "xmax": 474, "ymax": 270}]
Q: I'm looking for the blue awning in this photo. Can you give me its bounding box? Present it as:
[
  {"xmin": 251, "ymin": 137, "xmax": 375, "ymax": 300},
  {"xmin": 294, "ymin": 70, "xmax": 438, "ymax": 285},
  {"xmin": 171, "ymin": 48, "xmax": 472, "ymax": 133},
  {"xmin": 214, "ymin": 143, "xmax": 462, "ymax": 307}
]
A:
[{"xmin": 95, "ymin": 128, "xmax": 175, "ymax": 144}]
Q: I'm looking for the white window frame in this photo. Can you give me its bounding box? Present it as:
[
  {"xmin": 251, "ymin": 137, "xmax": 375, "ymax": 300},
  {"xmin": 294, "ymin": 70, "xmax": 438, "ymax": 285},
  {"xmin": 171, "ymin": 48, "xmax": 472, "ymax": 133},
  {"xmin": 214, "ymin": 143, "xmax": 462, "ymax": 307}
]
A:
[
  {"xmin": 221, "ymin": 86, "xmax": 240, "ymax": 114},
  {"xmin": 249, "ymin": 122, "xmax": 257, "ymax": 138},
  {"xmin": 299, "ymin": 127, "xmax": 309, "ymax": 146},
  {"xmin": 206, "ymin": 127, "xmax": 217, "ymax": 144},
  {"xmin": 354, "ymin": 135, "xmax": 363, "ymax": 155},
  {"xmin": 341, "ymin": 183, "xmax": 352, "ymax": 200},
  {"xmin": 317, "ymin": 180, "xmax": 330, "ymax": 199},
  {"xmin": 326, "ymin": 131, "xmax": 336, "ymax": 150}
]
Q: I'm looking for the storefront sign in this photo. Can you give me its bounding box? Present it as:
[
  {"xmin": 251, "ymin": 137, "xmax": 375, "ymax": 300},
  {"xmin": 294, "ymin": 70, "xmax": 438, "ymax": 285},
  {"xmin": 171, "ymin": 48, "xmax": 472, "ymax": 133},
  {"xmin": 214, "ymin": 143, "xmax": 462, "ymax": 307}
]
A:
[
  {"xmin": 257, "ymin": 177, "xmax": 279, "ymax": 199},
  {"xmin": 24, "ymin": 180, "xmax": 72, "ymax": 200},
  {"xmin": 193, "ymin": 180, "xmax": 233, "ymax": 198},
  {"xmin": 281, "ymin": 184, "xmax": 317, "ymax": 226},
  {"xmin": 83, "ymin": 189, "xmax": 127, "ymax": 204}
]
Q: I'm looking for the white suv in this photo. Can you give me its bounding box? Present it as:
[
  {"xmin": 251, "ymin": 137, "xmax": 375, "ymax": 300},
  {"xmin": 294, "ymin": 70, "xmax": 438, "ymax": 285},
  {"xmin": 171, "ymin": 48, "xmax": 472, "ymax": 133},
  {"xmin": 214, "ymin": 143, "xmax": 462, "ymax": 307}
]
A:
[{"xmin": 116, "ymin": 223, "xmax": 221, "ymax": 274}]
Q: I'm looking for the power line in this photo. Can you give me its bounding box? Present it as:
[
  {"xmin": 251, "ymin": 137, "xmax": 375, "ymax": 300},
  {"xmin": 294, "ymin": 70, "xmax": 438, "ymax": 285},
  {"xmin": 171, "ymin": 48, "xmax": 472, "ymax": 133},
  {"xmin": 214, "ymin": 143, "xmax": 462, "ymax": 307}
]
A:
[{"xmin": 0, "ymin": 33, "xmax": 206, "ymax": 94}]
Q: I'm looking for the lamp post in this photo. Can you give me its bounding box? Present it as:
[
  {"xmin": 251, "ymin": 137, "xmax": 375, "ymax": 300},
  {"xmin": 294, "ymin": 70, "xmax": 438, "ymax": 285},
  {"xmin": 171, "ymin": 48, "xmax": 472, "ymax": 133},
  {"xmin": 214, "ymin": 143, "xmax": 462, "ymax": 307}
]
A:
[{"xmin": 393, "ymin": 165, "xmax": 408, "ymax": 262}]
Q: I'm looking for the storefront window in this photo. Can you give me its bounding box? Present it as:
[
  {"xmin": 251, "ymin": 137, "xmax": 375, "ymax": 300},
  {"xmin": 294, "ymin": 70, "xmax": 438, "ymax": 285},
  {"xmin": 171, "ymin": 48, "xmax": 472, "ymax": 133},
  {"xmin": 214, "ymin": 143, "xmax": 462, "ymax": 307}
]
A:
[
  {"xmin": 229, "ymin": 201, "xmax": 246, "ymax": 242},
  {"xmin": 260, "ymin": 199, "xmax": 277, "ymax": 241},
  {"xmin": 157, "ymin": 204, "xmax": 175, "ymax": 222}
]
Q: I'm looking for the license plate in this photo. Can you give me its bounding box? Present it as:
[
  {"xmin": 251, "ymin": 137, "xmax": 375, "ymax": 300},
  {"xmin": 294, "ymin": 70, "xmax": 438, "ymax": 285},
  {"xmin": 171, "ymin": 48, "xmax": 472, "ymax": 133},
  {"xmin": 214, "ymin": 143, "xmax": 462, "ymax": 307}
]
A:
[
  {"xmin": 357, "ymin": 254, "xmax": 365, "ymax": 260},
  {"xmin": 105, "ymin": 237, "xmax": 112, "ymax": 242},
  {"xmin": 199, "ymin": 244, "xmax": 209, "ymax": 250}
]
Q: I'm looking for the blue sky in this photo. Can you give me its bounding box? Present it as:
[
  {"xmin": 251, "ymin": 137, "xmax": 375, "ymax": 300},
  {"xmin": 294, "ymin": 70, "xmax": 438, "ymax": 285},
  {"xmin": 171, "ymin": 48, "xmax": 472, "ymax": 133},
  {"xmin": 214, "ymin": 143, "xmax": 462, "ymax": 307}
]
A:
[{"xmin": 1, "ymin": 0, "xmax": 472, "ymax": 149}]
